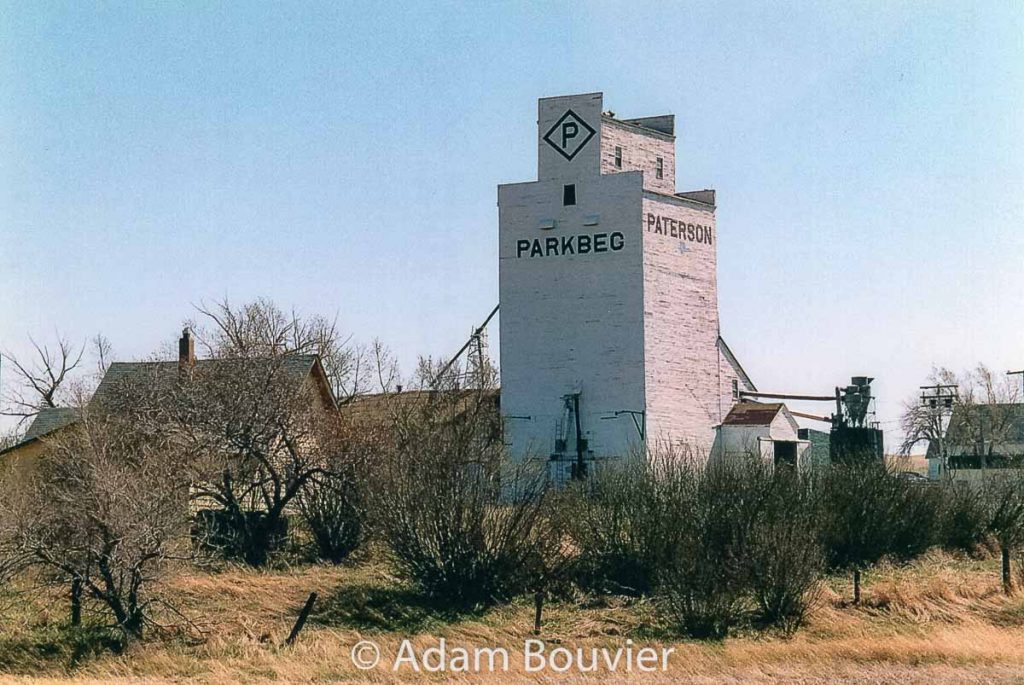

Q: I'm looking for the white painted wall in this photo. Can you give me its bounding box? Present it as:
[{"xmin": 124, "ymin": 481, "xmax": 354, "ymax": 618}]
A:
[
  {"xmin": 711, "ymin": 406, "xmax": 811, "ymax": 468},
  {"xmin": 641, "ymin": 194, "xmax": 723, "ymax": 453},
  {"xmin": 499, "ymin": 92, "xmax": 755, "ymax": 469},
  {"xmin": 500, "ymin": 94, "xmax": 648, "ymax": 465}
]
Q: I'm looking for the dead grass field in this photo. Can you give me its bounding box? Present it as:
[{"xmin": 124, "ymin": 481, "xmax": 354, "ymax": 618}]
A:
[{"xmin": 3, "ymin": 550, "xmax": 1024, "ymax": 684}]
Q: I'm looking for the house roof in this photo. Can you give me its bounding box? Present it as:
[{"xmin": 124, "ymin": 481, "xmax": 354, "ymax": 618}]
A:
[
  {"xmin": 717, "ymin": 336, "xmax": 756, "ymax": 392},
  {"xmin": 1, "ymin": 354, "xmax": 334, "ymax": 459},
  {"xmin": 23, "ymin": 406, "xmax": 80, "ymax": 441},
  {"xmin": 0, "ymin": 406, "xmax": 81, "ymax": 457},
  {"xmin": 341, "ymin": 388, "xmax": 499, "ymax": 422},
  {"xmin": 928, "ymin": 403, "xmax": 1024, "ymax": 458},
  {"xmin": 91, "ymin": 355, "xmax": 331, "ymax": 408},
  {"xmin": 721, "ymin": 402, "xmax": 785, "ymax": 426}
]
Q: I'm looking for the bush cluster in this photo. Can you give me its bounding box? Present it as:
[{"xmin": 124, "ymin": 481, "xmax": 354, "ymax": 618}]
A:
[
  {"xmin": 569, "ymin": 456, "xmax": 824, "ymax": 637},
  {"xmin": 8, "ymin": 371, "xmax": 1024, "ymax": 645},
  {"xmin": 368, "ymin": 424, "xmax": 1003, "ymax": 638}
]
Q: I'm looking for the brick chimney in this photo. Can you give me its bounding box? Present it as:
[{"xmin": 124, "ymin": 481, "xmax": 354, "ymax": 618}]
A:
[{"xmin": 178, "ymin": 327, "xmax": 195, "ymax": 373}]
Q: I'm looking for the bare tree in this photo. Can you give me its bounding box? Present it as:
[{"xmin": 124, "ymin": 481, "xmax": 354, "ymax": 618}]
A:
[
  {"xmin": 900, "ymin": 367, "xmax": 959, "ymax": 465},
  {"xmin": 1, "ymin": 334, "xmax": 84, "ymax": 428},
  {"xmin": 190, "ymin": 297, "xmax": 366, "ymax": 402},
  {"xmin": 335, "ymin": 338, "xmax": 400, "ymax": 401},
  {"xmin": 91, "ymin": 333, "xmax": 114, "ymax": 378},
  {"xmin": 903, "ymin": 365, "xmax": 1022, "ymax": 477},
  {"xmin": 1, "ymin": 401, "xmax": 192, "ymax": 641},
  {"xmin": 177, "ymin": 357, "xmax": 339, "ymax": 566},
  {"xmin": 136, "ymin": 300, "xmax": 360, "ymax": 566}
]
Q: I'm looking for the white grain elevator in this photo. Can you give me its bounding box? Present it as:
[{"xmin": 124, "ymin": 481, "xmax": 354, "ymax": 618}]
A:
[{"xmin": 498, "ymin": 92, "xmax": 754, "ymax": 482}]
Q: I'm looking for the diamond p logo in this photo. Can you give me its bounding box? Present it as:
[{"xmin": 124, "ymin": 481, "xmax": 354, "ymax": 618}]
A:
[{"xmin": 543, "ymin": 109, "xmax": 596, "ymax": 161}]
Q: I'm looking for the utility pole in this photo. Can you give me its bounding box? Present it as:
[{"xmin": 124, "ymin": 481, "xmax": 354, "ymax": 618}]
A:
[{"xmin": 920, "ymin": 384, "xmax": 958, "ymax": 479}]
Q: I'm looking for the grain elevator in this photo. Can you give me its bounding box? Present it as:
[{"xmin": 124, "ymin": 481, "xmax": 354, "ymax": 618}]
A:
[{"xmin": 498, "ymin": 92, "xmax": 755, "ymax": 481}]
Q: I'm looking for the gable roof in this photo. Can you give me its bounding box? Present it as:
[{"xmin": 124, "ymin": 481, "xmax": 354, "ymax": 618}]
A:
[
  {"xmin": 717, "ymin": 336, "xmax": 756, "ymax": 392},
  {"xmin": 0, "ymin": 406, "xmax": 81, "ymax": 457},
  {"xmin": 721, "ymin": 402, "xmax": 785, "ymax": 426},
  {"xmin": 24, "ymin": 406, "xmax": 80, "ymax": 441},
  {"xmin": 341, "ymin": 388, "xmax": 499, "ymax": 422},
  {"xmin": 91, "ymin": 355, "xmax": 334, "ymax": 409},
  {"xmin": 928, "ymin": 403, "xmax": 1024, "ymax": 458},
  {"xmin": 1, "ymin": 354, "xmax": 335, "ymax": 459}
]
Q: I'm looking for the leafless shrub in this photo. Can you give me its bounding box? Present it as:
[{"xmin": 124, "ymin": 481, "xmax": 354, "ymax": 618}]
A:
[
  {"xmin": 745, "ymin": 467, "xmax": 825, "ymax": 633},
  {"xmin": 566, "ymin": 448, "xmax": 696, "ymax": 596},
  {"xmin": 296, "ymin": 426, "xmax": 374, "ymax": 564},
  {"xmin": 976, "ymin": 472, "xmax": 1024, "ymax": 594},
  {"xmin": 374, "ymin": 387, "xmax": 555, "ymax": 607},
  {"xmin": 0, "ymin": 404, "xmax": 191, "ymax": 641},
  {"xmin": 937, "ymin": 481, "xmax": 990, "ymax": 555},
  {"xmin": 569, "ymin": 452, "xmax": 825, "ymax": 637},
  {"xmin": 657, "ymin": 457, "xmax": 766, "ymax": 639},
  {"xmin": 821, "ymin": 462, "xmax": 941, "ymax": 604}
]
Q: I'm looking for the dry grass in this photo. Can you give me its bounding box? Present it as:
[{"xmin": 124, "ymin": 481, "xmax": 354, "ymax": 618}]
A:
[
  {"xmin": 3, "ymin": 551, "xmax": 1024, "ymax": 684},
  {"xmin": 886, "ymin": 454, "xmax": 929, "ymax": 475}
]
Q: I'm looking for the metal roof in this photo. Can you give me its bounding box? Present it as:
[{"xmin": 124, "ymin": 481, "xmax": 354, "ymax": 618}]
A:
[{"xmin": 721, "ymin": 402, "xmax": 785, "ymax": 426}]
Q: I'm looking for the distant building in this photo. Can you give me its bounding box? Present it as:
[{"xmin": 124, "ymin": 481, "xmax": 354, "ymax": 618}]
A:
[
  {"xmin": 710, "ymin": 402, "xmax": 811, "ymax": 468},
  {"xmin": 798, "ymin": 427, "xmax": 832, "ymax": 469},
  {"xmin": 0, "ymin": 406, "xmax": 79, "ymax": 464},
  {"xmin": 927, "ymin": 403, "xmax": 1024, "ymax": 481},
  {"xmin": 0, "ymin": 329, "xmax": 337, "ymax": 465}
]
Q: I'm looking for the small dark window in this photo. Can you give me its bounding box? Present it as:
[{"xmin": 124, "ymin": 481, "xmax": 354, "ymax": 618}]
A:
[
  {"xmin": 614, "ymin": 146, "xmax": 622, "ymax": 168},
  {"xmin": 563, "ymin": 184, "xmax": 576, "ymax": 206},
  {"xmin": 731, "ymin": 379, "xmax": 739, "ymax": 400},
  {"xmin": 655, "ymin": 157, "xmax": 664, "ymax": 179}
]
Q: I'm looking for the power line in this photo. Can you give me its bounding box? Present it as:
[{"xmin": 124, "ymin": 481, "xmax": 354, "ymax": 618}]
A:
[{"xmin": 919, "ymin": 384, "xmax": 958, "ymax": 409}]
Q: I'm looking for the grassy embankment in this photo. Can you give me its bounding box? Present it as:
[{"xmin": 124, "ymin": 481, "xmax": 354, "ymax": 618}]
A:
[{"xmin": 2, "ymin": 549, "xmax": 1024, "ymax": 684}]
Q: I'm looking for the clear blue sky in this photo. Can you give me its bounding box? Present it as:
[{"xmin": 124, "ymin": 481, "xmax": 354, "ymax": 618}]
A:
[{"xmin": 2, "ymin": 1, "xmax": 1022, "ymax": 439}]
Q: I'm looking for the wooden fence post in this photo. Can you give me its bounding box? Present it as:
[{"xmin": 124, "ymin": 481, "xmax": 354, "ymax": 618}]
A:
[{"xmin": 285, "ymin": 592, "xmax": 318, "ymax": 646}]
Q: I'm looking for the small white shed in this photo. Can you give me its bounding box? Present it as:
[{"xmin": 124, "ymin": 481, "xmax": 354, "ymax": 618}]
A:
[{"xmin": 711, "ymin": 402, "xmax": 812, "ymax": 468}]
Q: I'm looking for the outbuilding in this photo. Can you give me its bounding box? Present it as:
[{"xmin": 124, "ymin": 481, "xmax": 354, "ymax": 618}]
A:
[{"xmin": 711, "ymin": 402, "xmax": 811, "ymax": 469}]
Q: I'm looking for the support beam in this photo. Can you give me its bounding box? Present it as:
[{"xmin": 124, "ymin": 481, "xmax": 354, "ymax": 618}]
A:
[
  {"xmin": 790, "ymin": 410, "xmax": 832, "ymax": 422},
  {"xmin": 739, "ymin": 390, "xmax": 836, "ymax": 402}
]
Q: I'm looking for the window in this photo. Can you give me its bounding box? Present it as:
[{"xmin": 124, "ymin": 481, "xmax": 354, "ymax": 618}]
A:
[
  {"xmin": 655, "ymin": 157, "xmax": 664, "ymax": 179},
  {"xmin": 614, "ymin": 146, "xmax": 622, "ymax": 168},
  {"xmin": 731, "ymin": 379, "xmax": 739, "ymax": 400},
  {"xmin": 563, "ymin": 184, "xmax": 576, "ymax": 206}
]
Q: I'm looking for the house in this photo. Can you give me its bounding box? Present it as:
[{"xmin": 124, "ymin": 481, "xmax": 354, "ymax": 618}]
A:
[
  {"xmin": 927, "ymin": 403, "xmax": 1024, "ymax": 481},
  {"xmin": 0, "ymin": 329, "xmax": 338, "ymax": 466},
  {"xmin": 0, "ymin": 406, "xmax": 80, "ymax": 466},
  {"xmin": 710, "ymin": 401, "xmax": 811, "ymax": 468}
]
